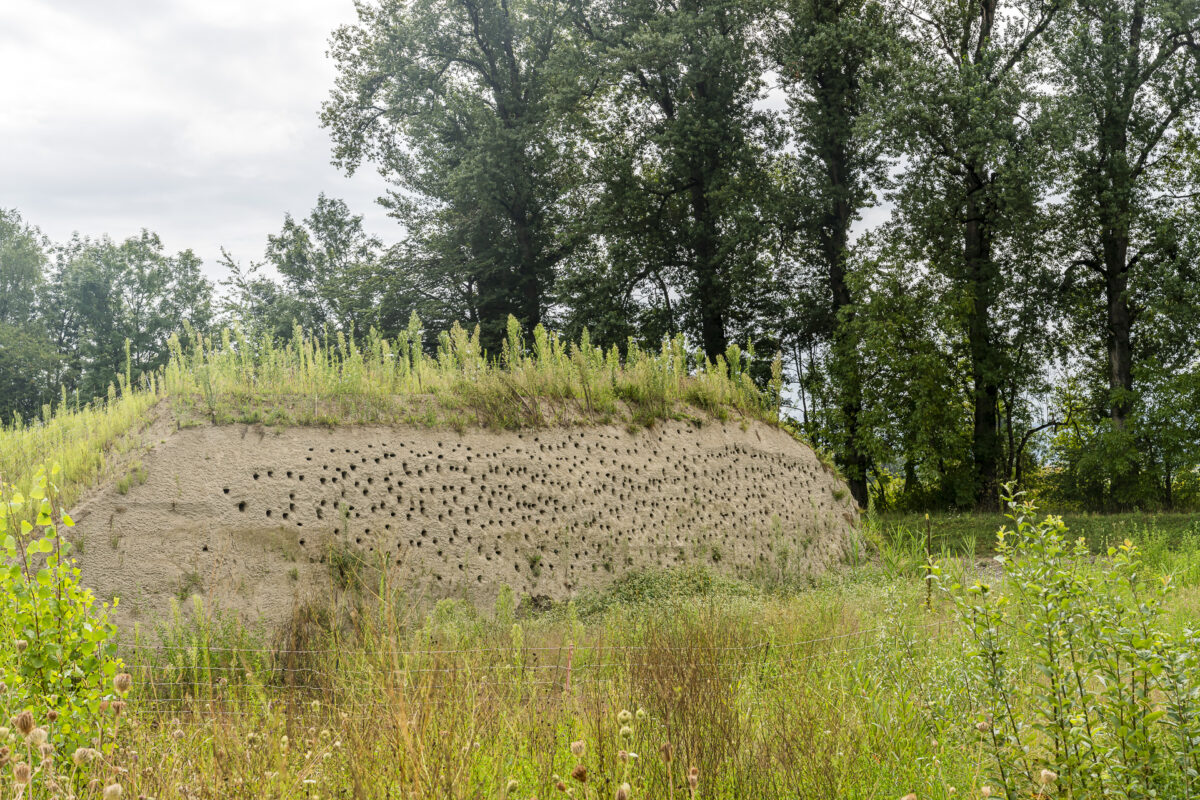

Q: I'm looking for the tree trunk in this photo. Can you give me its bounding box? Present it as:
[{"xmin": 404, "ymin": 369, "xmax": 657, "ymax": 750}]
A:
[
  {"xmin": 964, "ymin": 174, "xmax": 1002, "ymax": 511},
  {"xmin": 690, "ymin": 178, "xmax": 727, "ymax": 362},
  {"xmin": 823, "ymin": 183, "xmax": 869, "ymax": 508},
  {"xmin": 1103, "ymin": 239, "xmax": 1133, "ymax": 428}
]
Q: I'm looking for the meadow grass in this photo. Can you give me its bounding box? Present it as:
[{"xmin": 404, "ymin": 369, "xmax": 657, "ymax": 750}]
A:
[{"xmin": 109, "ymin": 568, "xmax": 978, "ymax": 800}]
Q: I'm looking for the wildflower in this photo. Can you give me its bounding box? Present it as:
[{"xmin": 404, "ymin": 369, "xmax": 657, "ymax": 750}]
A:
[
  {"xmin": 615, "ymin": 783, "xmax": 631, "ymax": 800},
  {"xmin": 113, "ymin": 673, "xmax": 133, "ymax": 695},
  {"xmin": 570, "ymin": 740, "xmax": 585, "ymax": 758},
  {"xmin": 1039, "ymin": 770, "xmax": 1058, "ymax": 785},
  {"xmin": 617, "ymin": 709, "xmax": 632, "ymax": 725},
  {"xmin": 13, "ymin": 761, "xmax": 32, "ymax": 785},
  {"xmin": 571, "ymin": 764, "xmax": 588, "ymax": 783},
  {"xmin": 619, "ymin": 725, "xmax": 633, "ymax": 740},
  {"xmin": 635, "ymin": 708, "xmax": 646, "ymax": 721},
  {"xmin": 103, "ymin": 783, "xmax": 123, "ymax": 800},
  {"xmin": 14, "ymin": 711, "xmax": 34, "ymax": 737}
]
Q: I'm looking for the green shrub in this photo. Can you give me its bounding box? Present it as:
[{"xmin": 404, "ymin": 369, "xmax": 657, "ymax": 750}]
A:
[
  {"xmin": 939, "ymin": 492, "xmax": 1200, "ymax": 799},
  {"xmin": 0, "ymin": 465, "xmax": 122, "ymax": 752}
]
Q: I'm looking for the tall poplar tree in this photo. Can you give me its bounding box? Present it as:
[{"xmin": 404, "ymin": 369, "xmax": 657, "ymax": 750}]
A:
[
  {"xmin": 771, "ymin": 0, "xmax": 896, "ymax": 507},
  {"xmin": 889, "ymin": 0, "xmax": 1062, "ymax": 509},
  {"xmin": 322, "ymin": 0, "xmax": 590, "ymax": 353}
]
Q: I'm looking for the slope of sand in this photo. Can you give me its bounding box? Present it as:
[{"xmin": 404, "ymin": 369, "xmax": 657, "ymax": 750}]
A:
[{"xmin": 71, "ymin": 417, "xmax": 858, "ymax": 630}]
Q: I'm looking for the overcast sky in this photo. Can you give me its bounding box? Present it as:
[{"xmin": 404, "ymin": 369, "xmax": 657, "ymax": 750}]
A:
[{"xmin": 0, "ymin": 0, "xmax": 395, "ymax": 279}]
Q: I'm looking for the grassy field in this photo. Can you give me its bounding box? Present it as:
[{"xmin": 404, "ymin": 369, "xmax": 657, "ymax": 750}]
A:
[
  {"xmin": 6, "ymin": 494, "xmax": 1200, "ymax": 798},
  {"xmin": 24, "ymin": 509, "xmax": 1192, "ymax": 800}
]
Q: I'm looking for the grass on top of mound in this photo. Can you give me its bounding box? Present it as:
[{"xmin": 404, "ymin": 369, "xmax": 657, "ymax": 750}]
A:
[{"xmin": 0, "ymin": 315, "xmax": 783, "ymax": 513}]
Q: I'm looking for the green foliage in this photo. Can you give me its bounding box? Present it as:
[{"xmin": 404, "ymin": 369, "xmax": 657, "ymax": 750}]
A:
[
  {"xmin": 0, "ymin": 465, "xmax": 122, "ymax": 751},
  {"xmin": 940, "ymin": 493, "xmax": 1200, "ymax": 798},
  {"xmin": 322, "ymin": 0, "xmax": 589, "ymax": 352}
]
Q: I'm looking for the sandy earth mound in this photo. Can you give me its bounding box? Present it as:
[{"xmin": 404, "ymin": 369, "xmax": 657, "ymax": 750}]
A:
[{"xmin": 71, "ymin": 417, "xmax": 858, "ymax": 631}]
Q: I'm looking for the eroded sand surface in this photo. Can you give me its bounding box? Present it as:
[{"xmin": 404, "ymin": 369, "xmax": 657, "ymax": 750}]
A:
[{"xmin": 72, "ymin": 418, "xmax": 857, "ymax": 629}]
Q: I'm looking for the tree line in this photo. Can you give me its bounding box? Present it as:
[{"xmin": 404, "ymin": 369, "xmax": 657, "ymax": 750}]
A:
[{"xmin": 3, "ymin": 0, "xmax": 1199, "ymax": 512}]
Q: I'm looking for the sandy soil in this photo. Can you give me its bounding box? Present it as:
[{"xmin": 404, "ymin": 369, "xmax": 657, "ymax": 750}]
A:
[{"xmin": 71, "ymin": 416, "xmax": 858, "ymax": 631}]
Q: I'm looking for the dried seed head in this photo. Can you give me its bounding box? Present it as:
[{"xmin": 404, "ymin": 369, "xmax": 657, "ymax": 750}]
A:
[
  {"xmin": 15, "ymin": 640, "xmax": 28, "ymax": 654},
  {"xmin": 39, "ymin": 743, "xmax": 54, "ymax": 760},
  {"xmin": 569, "ymin": 740, "xmax": 585, "ymax": 758},
  {"xmin": 980, "ymin": 786, "xmax": 993, "ymax": 798},
  {"xmin": 615, "ymin": 783, "xmax": 631, "ymax": 800},
  {"xmin": 555, "ymin": 781, "xmax": 567, "ymax": 793},
  {"xmin": 46, "ymin": 710, "xmax": 58, "ymax": 723},
  {"xmin": 1039, "ymin": 770, "xmax": 1058, "ymax": 785},
  {"xmin": 974, "ymin": 721, "xmax": 990, "ymax": 733},
  {"xmin": 687, "ymin": 766, "xmax": 699, "ymax": 791},
  {"xmin": 30, "ymin": 728, "xmax": 48, "ymax": 746},
  {"xmin": 659, "ymin": 742, "xmax": 673, "ymax": 763},
  {"xmin": 72, "ymin": 748, "xmax": 91, "ymax": 768},
  {"xmin": 635, "ymin": 708, "xmax": 646, "ymax": 721},
  {"xmin": 113, "ymin": 674, "xmax": 132, "ymax": 696},
  {"xmin": 111, "ymin": 701, "xmax": 126, "ymax": 716},
  {"xmin": 13, "ymin": 761, "xmax": 32, "ymax": 785},
  {"xmin": 901, "ymin": 794, "xmax": 917, "ymax": 800},
  {"xmin": 619, "ymin": 725, "xmax": 633, "ymax": 740},
  {"xmin": 103, "ymin": 783, "xmax": 123, "ymax": 800},
  {"xmin": 507, "ymin": 779, "xmax": 519, "ymax": 793},
  {"xmin": 570, "ymin": 764, "xmax": 588, "ymax": 784},
  {"xmin": 15, "ymin": 711, "xmax": 35, "ymax": 737},
  {"xmin": 617, "ymin": 750, "xmax": 629, "ymax": 763},
  {"xmin": 617, "ymin": 709, "xmax": 632, "ymax": 725}
]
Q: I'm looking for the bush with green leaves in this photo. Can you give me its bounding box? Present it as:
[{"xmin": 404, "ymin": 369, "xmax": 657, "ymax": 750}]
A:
[
  {"xmin": 1, "ymin": 464, "xmax": 123, "ymax": 752},
  {"xmin": 939, "ymin": 492, "xmax": 1200, "ymax": 799}
]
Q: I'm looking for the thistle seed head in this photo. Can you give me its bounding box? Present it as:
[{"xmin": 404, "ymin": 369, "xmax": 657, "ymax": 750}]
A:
[
  {"xmin": 113, "ymin": 673, "xmax": 132, "ymax": 696},
  {"xmin": 570, "ymin": 764, "xmax": 587, "ymax": 784},
  {"xmin": 13, "ymin": 761, "xmax": 32, "ymax": 785},
  {"xmin": 569, "ymin": 740, "xmax": 585, "ymax": 758},
  {"xmin": 14, "ymin": 711, "xmax": 34, "ymax": 737},
  {"xmin": 615, "ymin": 783, "xmax": 631, "ymax": 800}
]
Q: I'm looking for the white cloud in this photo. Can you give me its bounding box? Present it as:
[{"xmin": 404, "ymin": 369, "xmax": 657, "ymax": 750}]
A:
[{"xmin": 0, "ymin": 0, "xmax": 395, "ymax": 278}]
